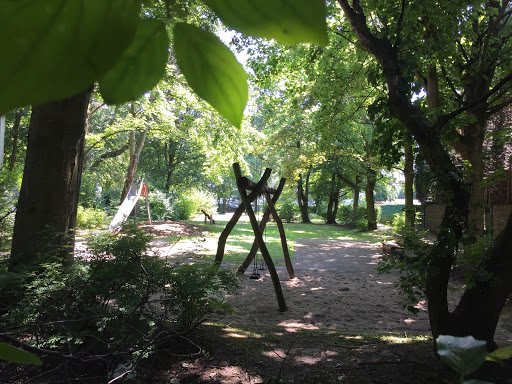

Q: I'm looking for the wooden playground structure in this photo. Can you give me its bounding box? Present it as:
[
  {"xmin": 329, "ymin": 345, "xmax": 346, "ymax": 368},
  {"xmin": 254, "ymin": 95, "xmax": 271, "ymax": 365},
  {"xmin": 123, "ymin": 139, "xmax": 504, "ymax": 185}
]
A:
[{"xmin": 215, "ymin": 163, "xmax": 295, "ymax": 312}]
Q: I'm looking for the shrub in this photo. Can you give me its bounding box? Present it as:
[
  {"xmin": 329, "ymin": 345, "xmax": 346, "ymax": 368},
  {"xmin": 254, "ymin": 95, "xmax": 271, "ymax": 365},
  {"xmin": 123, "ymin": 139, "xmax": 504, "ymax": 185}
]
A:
[
  {"xmin": 148, "ymin": 190, "xmax": 173, "ymax": 220},
  {"xmin": 377, "ymin": 211, "xmax": 431, "ymax": 313},
  {"xmin": 276, "ymin": 198, "xmax": 299, "ymax": 222},
  {"xmin": 0, "ymin": 224, "xmax": 239, "ymax": 382},
  {"xmin": 172, "ymin": 194, "xmax": 197, "ymax": 220},
  {"xmin": 337, "ymin": 204, "xmax": 367, "ymax": 226},
  {"xmin": 76, "ymin": 205, "xmax": 108, "ymax": 230}
]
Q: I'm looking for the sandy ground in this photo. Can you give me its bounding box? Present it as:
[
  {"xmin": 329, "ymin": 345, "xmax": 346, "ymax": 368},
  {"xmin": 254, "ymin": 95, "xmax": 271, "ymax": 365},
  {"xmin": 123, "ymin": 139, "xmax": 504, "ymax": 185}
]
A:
[{"xmin": 219, "ymin": 238, "xmax": 512, "ymax": 345}]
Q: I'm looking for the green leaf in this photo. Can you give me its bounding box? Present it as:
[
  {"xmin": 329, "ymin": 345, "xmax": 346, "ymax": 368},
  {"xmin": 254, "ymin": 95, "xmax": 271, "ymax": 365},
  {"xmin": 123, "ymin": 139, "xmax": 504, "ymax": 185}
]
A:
[
  {"xmin": 204, "ymin": 0, "xmax": 328, "ymax": 46},
  {"xmin": 0, "ymin": 342, "xmax": 42, "ymax": 366},
  {"xmin": 173, "ymin": 23, "xmax": 248, "ymax": 128},
  {"xmin": 486, "ymin": 346, "xmax": 512, "ymax": 365},
  {"xmin": 0, "ymin": 0, "xmax": 139, "ymax": 115},
  {"xmin": 99, "ymin": 19, "xmax": 169, "ymax": 104},
  {"xmin": 436, "ymin": 335, "xmax": 488, "ymax": 377}
]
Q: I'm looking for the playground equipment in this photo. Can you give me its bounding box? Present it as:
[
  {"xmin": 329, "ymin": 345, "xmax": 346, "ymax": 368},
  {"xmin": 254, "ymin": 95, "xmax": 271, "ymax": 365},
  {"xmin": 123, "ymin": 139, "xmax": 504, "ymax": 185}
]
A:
[
  {"xmin": 215, "ymin": 163, "xmax": 295, "ymax": 312},
  {"xmin": 108, "ymin": 180, "xmax": 151, "ymax": 233}
]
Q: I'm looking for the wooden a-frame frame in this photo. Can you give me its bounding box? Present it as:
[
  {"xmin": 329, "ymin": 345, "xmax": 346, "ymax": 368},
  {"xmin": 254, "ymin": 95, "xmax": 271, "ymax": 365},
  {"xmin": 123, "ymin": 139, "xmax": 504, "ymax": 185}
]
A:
[{"xmin": 214, "ymin": 163, "xmax": 295, "ymax": 312}]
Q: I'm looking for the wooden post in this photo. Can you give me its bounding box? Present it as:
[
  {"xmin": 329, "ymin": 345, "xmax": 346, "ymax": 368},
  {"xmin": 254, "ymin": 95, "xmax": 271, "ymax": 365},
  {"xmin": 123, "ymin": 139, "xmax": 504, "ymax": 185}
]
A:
[
  {"xmin": 264, "ymin": 190, "xmax": 295, "ymax": 279},
  {"xmin": 234, "ymin": 163, "xmax": 287, "ymax": 312},
  {"xmin": 214, "ymin": 165, "xmax": 271, "ymax": 265},
  {"xmin": 238, "ymin": 177, "xmax": 295, "ymax": 279}
]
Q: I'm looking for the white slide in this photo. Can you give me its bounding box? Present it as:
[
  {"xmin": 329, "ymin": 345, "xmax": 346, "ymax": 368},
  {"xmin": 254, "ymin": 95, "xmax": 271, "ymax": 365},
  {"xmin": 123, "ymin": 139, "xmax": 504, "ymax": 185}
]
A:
[{"xmin": 108, "ymin": 181, "xmax": 143, "ymax": 233}]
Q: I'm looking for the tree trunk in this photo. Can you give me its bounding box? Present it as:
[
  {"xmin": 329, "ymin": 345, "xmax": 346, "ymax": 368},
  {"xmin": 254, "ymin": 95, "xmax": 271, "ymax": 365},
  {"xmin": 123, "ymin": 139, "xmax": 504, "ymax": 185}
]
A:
[
  {"xmin": 338, "ymin": 1, "xmax": 505, "ymax": 347},
  {"xmin": 8, "ymin": 110, "xmax": 24, "ymax": 171},
  {"xmin": 449, "ymin": 209, "xmax": 512, "ymax": 349},
  {"xmin": 120, "ymin": 128, "xmax": 147, "ymax": 203},
  {"xmin": 404, "ymin": 142, "xmax": 415, "ymax": 226},
  {"xmin": 326, "ymin": 173, "xmax": 339, "ymax": 224},
  {"xmin": 352, "ymin": 175, "xmax": 361, "ymax": 226},
  {"xmin": 9, "ymin": 87, "xmax": 93, "ymax": 270},
  {"xmin": 365, "ymin": 168, "xmax": 377, "ymax": 230},
  {"xmin": 297, "ymin": 170, "xmax": 311, "ymax": 223}
]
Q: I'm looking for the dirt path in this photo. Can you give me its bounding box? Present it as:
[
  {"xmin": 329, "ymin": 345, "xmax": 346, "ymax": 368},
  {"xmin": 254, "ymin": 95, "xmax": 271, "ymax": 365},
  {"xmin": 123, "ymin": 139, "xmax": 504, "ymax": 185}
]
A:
[{"xmin": 219, "ymin": 238, "xmax": 433, "ymax": 336}]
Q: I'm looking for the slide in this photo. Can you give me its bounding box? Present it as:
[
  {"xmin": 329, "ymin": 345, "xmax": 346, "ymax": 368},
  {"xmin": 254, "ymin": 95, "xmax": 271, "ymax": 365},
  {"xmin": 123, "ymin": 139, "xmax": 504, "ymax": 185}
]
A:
[{"xmin": 108, "ymin": 181, "xmax": 143, "ymax": 233}]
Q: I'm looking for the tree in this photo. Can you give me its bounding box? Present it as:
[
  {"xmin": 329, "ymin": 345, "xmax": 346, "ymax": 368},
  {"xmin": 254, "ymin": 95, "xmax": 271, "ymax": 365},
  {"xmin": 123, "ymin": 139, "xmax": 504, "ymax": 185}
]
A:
[
  {"xmin": 9, "ymin": 88, "xmax": 93, "ymax": 269},
  {"xmin": 338, "ymin": 0, "xmax": 512, "ymax": 347}
]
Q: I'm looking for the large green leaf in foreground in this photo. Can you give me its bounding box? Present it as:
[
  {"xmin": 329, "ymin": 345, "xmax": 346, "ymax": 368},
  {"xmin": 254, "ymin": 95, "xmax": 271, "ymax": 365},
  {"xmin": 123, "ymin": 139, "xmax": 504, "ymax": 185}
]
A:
[
  {"xmin": 436, "ymin": 335, "xmax": 487, "ymax": 378},
  {"xmin": 0, "ymin": 0, "xmax": 139, "ymax": 115},
  {"xmin": 0, "ymin": 342, "xmax": 42, "ymax": 366},
  {"xmin": 174, "ymin": 23, "xmax": 248, "ymax": 128},
  {"xmin": 204, "ymin": 0, "xmax": 328, "ymax": 46},
  {"xmin": 99, "ymin": 19, "xmax": 169, "ymax": 104}
]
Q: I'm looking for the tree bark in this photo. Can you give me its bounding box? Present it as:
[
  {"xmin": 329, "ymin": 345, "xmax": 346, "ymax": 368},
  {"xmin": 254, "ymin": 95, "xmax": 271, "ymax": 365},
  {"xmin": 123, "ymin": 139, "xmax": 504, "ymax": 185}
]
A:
[
  {"xmin": 90, "ymin": 144, "xmax": 129, "ymax": 168},
  {"xmin": 352, "ymin": 175, "xmax": 361, "ymax": 226},
  {"xmin": 404, "ymin": 142, "xmax": 415, "ymax": 226},
  {"xmin": 365, "ymin": 168, "xmax": 377, "ymax": 230},
  {"xmin": 297, "ymin": 169, "xmax": 311, "ymax": 223},
  {"xmin": 326, "ymin": 173, "xmax": 339, "ymax": 224},
  {"xmin": 9, "ymin": 87, "xmax": 93, "ymax": 270},
  {"xmin": 120, "ymin": 127, "xmax": 147, "ymax": 203}
]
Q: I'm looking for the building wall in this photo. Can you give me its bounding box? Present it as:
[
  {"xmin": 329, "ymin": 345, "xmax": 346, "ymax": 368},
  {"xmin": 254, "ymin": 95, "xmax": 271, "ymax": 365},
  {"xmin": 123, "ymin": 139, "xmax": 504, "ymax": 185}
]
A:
[{"xmin": 422, "ymin": 203, "xmax": 511, "ymax": 238}]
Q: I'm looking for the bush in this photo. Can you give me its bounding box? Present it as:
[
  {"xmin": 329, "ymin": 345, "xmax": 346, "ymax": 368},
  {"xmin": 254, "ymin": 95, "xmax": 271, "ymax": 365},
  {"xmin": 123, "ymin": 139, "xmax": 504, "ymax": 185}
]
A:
[
  {"xmin": 337, "ymin": 204, "xmax": 367, "ymax": 226},
  {"xmin": 377, "ymin": 211, "xmax": 431, "ymax": 313},
  {"xmin": 276, "ymin": 198, "xmax": 299, "ymax": 222},
  {"xmin": 172, "ymin": 194, "xmax": 197, "ymax": 220},
  {"xmin": 76, "ymin": 205, "xmax": 108, "ymax": 230},
  {"xmin": 148, "ymin": 190, "xmax": 173, "ymax": 220},
  {"xmin": 0, "ymin": 224, "xmax": 239, "ymax": 382},
  {"xmin": 171, "ymin": 189, "xmax": 217, "ymax": 220}
]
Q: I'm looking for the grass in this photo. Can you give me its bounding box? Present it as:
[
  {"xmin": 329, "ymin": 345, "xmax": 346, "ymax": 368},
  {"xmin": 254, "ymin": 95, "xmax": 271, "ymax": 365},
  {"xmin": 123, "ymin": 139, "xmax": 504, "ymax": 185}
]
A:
[{"xmin": 180, "ymin": 213, "xmax": 392, "ymax": 265}]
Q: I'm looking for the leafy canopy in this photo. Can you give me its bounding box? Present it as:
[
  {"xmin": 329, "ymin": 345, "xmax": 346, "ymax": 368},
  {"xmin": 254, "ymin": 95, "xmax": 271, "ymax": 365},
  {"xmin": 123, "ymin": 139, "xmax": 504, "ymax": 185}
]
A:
[{"xmin": 1, "ymin": 0, "xmax": 328, "ymax": 128}]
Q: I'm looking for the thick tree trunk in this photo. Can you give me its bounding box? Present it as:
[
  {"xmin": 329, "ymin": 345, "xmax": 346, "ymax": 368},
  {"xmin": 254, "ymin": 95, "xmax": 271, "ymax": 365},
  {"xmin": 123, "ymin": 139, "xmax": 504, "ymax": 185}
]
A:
[
  {"xmin": 120, "ymin": 128, "xmax": 147, "ymax": 203},
  {"xmin": 404, "ymin": 143, "xmax": 415, "ymax": 226},
  {"xmin": 9, "ymin": 87, "xmax": 92, "ymax": 270},
  {"xmin": 297, "ymin": 170, "xmax": 311, "ymax": 223},
  {"xmin": 365, "ymin": 168, "xmax": 377, "ymax": 230},
  {"xmin": 449, "ymin": 209, "xmax": 512, "ymax": 349}
]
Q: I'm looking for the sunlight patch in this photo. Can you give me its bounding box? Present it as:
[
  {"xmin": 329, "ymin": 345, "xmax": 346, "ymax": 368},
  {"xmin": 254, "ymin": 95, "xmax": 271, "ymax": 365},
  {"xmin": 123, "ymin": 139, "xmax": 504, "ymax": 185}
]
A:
[
  {"xmin": 278, "ymin": 320, "xmax": 319, "ymax": 332},
  {"xmin": 222, "ymin": 327, "xmax": 261, "ymax": 339}
]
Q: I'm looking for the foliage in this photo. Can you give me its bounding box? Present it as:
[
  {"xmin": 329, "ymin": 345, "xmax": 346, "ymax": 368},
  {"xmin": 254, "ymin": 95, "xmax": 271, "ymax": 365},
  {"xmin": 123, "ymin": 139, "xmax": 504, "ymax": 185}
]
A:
[
  {"xmin": 172, "ymin": 194, "xmax": 198, "ymax": 221},
  {"xmin": 171, "ymin": 189, "xmax": 217, "ymax": 221},
  {"xmin": 76, "ymin": 205, "xmax": 109, "ymax": 230},
  {"xmin": 458, "ymin": 236, "xmax": 493, "ymax": 271},
  {"xmin": 148, "ymin": 190, "xmax": 173, "ymax": 221},
  {"xmin": 275, "ymin": 196, "xmax": 299, "ymax": 223},
  {"xmin": 0, "ymin": 342, "xmax": 42, "ymax": 366},
  {"xmin": 0, "ymin": 169, "xmax": 20, "ymax": 250},
  {"xmin": 164, "ymin": 262, "xmax": 239, "ymax": 329},
  {"xmin": 377, "ymin": 212, "xmax": 431, "ymax": 313},
  {"xmin": 205, "ymin": 0, "xmax": 328, "ymax": 46},
  {"xmin": 1, "ymin": 0, "xmax": 327, "ymax": 128},
  {"xmin": 337, "ymin": 204, "xmax": 370, "ymax": 229},
  {"xmin": 436, "ymin": 335, "xmax": 512, "ymax": 383},
  {"xmin": 0, "ymin": 224, "xmax": 239, "ymax": 380}
]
